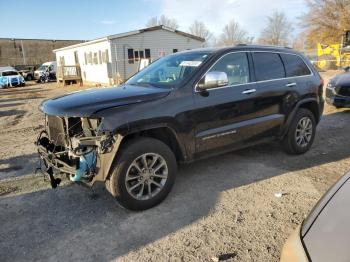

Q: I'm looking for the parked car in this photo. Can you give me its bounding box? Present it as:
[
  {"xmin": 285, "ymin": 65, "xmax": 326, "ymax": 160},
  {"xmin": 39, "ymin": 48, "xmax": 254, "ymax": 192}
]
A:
[
  {"xmin": 34, "ymin": 61, "xmax": 57, "ymax": 82},
  {"xmin": 36, "ymin": 45, "xmax": 324, "ymax": 210},
  {"xmin": 15, "ymin": 65, "xmax": 36, "ymax": 81},
  {"xmin": 326, "ymin": 67, "xmax": 350, "ymax": 108},
  {"xmin": 281, "ymin": 170, "xmax": 350, "ymax": 262},
  {"xmin": 0, "ymin": 68, "xmax": 25, "ymax": 88}
]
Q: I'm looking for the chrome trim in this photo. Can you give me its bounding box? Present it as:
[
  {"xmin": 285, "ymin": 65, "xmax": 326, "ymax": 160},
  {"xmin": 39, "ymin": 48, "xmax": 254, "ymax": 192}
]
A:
[{"xmin": 194, "ymin": 50, "xmax": 314, "ymax": 93}]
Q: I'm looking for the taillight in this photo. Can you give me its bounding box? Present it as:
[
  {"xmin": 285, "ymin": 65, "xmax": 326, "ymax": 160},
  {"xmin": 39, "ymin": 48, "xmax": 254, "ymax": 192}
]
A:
[
  {"xmin": 320, "ymin": 78, "xmax": 324, "ymax": 88},
  {"xmin": 318, "ymin": 77, "xmax": 324, "ymax": 96}
]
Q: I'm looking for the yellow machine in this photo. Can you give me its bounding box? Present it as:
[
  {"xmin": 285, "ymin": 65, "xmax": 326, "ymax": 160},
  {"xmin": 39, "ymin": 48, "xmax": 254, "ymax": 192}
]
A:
[{"xmin": 316, "ymin": 30, "xmax": 350, "ymax": 70}]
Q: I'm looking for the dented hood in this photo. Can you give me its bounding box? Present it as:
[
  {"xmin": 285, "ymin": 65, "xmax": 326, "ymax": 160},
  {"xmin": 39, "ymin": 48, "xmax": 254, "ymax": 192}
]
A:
[{"xmin": 40, "ymin": 84, "xmax": 171, "ymax": 117}]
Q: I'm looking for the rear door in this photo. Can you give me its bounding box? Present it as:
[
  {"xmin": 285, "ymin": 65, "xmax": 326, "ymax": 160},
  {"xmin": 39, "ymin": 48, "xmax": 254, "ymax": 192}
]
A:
[
  {"xmin": 279, "ymin": 52, "xmax": 313, "ymax": 91},
  {"xmin": 252, "ymin": 52, "xmax": 297, "ymax": 136}
]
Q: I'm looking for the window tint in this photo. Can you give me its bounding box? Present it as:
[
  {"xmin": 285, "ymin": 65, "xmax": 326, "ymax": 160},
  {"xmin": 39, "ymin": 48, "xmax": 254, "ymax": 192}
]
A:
[
  {"xmin": 253, "ymin": 52, "xmax": 285, "ymax": 81},
  {"xmin": 281, "ymin": 54, "xmax": 311, "ymax": 77},
  {"xmin": 208, "ymin": 52, "xmax": 250, "ymax": 85}
]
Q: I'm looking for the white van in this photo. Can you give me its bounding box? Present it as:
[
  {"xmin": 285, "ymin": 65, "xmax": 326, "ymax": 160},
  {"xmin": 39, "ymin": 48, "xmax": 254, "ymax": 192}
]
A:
[{"xmin": 34, "ymin": 61, "xmax": 57, "ymax": 81}]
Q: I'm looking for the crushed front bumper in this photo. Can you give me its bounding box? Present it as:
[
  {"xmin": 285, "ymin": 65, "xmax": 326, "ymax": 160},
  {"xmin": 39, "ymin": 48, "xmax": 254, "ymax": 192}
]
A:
[
  {"xmin": 36, "ymin": 131, "xmax": 79, "ymax": 188},
  {"xmin": 36, "ymin": 129, "xmax": 122, "ymax": 189}
]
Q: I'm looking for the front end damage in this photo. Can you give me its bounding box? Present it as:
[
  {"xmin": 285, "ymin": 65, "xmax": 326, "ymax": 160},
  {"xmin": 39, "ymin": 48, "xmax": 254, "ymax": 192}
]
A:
[{"xmin": 36, "ymin": 115, "xmax": 121, "ymax": 188}]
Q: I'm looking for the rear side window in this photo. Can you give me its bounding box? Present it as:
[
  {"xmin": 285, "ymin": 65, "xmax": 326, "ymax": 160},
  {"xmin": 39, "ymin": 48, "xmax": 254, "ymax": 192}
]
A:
[
  {"xmin": 253, "ymin": 52, "xmax": 285, "ymax": 81},
  {"xmin": 280, "ymin": 54, "xmax": 311, "ymax": 77}
]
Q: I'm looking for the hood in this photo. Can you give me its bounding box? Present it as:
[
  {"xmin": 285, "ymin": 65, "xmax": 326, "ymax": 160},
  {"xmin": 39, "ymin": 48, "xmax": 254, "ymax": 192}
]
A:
[
  {"xmin": 330, "ymin": 72, "xmax": 350, "ymax": 87},
  {"xmin": 40, "ymin": 84, "xmax": 171, "ymax": 117}
]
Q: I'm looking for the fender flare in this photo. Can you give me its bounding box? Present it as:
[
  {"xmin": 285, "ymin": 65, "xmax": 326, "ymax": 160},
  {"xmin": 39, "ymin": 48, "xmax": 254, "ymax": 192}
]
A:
[
  {"xmin": 102, "ymin": 124, "xmax": 188, "ymax": 180},
  {"xmin": 280, "ymin": 98, "xmax": 320, "ymax": 138},
  {"xmin": 120, "ymin": 123, "xmax": 187, "ymax": 158}
]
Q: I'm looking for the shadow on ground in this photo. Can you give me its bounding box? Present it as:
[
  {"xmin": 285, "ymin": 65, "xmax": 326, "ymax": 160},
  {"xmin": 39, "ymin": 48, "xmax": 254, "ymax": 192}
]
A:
[
  {"xmin": 0, "ymin": 110, "xmax": 349, "ymax": 262},
  {"xmin": 0, "ymin": 153, "xmax": 38, "ymax": 179}
]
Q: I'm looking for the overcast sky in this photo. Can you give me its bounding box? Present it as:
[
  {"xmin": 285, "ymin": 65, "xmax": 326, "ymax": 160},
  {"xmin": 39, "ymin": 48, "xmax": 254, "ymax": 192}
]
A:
[{"xmin": 0, "ymin": 0, "xmax": 307, "ymax": 40}]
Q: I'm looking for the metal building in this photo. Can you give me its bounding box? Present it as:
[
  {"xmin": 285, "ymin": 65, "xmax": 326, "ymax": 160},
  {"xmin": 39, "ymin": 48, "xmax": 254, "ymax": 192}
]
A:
[{"xmin": 54, "ymin": 25, "xmax": 205, "ymax": 85}]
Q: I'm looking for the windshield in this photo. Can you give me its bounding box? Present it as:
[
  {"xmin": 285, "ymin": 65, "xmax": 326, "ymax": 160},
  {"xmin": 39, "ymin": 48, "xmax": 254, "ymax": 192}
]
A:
[
  {"xmin": 38, "ymin": 65, "xmax": 48, "ymax": 71},
  {"xmin": 2, "ymin": 71, "xmax": 19, "ymax": 76},
  {"xmin": 126, "ymin": 52, "xmax": 211, "ymax": 88}
]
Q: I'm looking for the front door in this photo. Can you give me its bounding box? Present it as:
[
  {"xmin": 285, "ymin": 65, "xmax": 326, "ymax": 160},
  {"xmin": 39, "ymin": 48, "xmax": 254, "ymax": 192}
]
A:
[{"xmin": 193, "ymin": 52, "xmax": 261, "ymax": 155}]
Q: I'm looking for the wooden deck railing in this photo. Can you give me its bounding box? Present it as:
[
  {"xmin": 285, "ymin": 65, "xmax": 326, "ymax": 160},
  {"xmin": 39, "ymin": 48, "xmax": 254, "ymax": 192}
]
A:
[{"xmin": 57, "ymin": 65, "xmax": 82, "ymax": 85}]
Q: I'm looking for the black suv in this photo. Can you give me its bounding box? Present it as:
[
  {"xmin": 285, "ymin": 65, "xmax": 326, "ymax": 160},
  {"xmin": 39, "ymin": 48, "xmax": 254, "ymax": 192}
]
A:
[{"xmin": 36, "ymin": 45, "xmax": 324, "ymax": 210}]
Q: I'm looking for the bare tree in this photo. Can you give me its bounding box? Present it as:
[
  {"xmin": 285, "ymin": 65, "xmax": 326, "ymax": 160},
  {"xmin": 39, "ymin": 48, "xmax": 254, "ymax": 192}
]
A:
[
  {"xmin": 300, "ymin": 0, "xmax": 350, "ymax": 45},
  {"xmin": 189, "ymin": 20, "xmax": 213, "ymax": 43},
  {"xmin": 259, "ymin": 11, "xmax": 293, "ymax": 46},
  {"xmin": 146, "ymin": 15, "xmax": 179, "ymax": 29},
  {"xmin": 218, "ymin": 19, "xmax": 248, "ymax": 46}
]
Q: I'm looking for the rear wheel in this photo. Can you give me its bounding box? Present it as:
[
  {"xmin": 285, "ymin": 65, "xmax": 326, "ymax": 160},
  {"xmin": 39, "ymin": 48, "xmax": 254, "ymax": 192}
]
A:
[
  {"xmin": 107, "ymin": 137, "xmax": 177, "ymax": 210},
  {"xmin": 283, "ymin": 108, "xmax": 316, "ymax": 154}
]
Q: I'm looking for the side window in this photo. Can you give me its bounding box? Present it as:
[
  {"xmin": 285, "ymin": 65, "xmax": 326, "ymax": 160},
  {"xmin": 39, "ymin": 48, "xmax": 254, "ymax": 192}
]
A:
[
  {"xmin": 145, "ymin": 49, "xmax": 151, "ymax": 59},
  {"xmin": 253, "ymin": 52, "xmax": 285, "ymax": 81},
  {"xmin": 208, "ymin": 52, "xmax": 250, "ymax": 85},
  {"xmin": 128, "ymin": 49, "xmax": 134, "ymax": 64},
  {"xmin": 280, "ymin": 54, "xmax": 311, "ymax": 77}
]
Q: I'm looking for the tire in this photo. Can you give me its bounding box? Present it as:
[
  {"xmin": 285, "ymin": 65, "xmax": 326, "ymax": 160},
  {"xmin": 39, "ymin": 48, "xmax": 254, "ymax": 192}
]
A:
[
  {"xmin": 107, "ymin": 137, "xmax": 177, "ymax": 210},
  {"xmin": 283, "ymin": 108, "xmax": 316, "ymax": 154},
  {"xmin": 26, "ymin": 75, "xmax": 32, "ymax": 81}
]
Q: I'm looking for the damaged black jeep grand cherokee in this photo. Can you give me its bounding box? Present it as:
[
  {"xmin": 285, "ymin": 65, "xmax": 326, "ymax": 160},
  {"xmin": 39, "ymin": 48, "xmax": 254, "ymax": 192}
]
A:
[{"xmin": 36, "ymin": 45, "xmax": 324, "ymax": 210}]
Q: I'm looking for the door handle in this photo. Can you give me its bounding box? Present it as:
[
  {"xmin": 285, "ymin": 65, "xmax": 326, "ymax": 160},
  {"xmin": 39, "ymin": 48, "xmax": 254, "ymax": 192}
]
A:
[
  {"xmin": 286, "ymin": 82, "xmax": 297, "ymax": 87},
  {"xmin": 242, "ymin": 89, "xmax": 256, "ymax": 94}
]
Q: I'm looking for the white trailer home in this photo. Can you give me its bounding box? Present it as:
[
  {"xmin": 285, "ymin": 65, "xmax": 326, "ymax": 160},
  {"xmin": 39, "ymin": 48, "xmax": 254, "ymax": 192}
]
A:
[{"xmin": 54, "ymin": 25, "xmax": 205, "ymax": 85}]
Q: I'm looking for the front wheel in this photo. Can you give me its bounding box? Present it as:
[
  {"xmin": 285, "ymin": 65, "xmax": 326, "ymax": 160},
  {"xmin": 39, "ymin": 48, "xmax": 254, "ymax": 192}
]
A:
[
  {"xmin": 107, "ymin": 137, "xmax": 177, "ymax": 210},
  {"xmin": 283, "ymin": 108, "xmax": 316, "ymax": 154}
]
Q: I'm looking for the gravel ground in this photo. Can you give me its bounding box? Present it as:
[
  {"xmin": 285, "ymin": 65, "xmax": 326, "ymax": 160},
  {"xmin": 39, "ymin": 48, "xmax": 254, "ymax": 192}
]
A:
[{"xmin": 0, "ymin": 72, "xmax": 349, "ymax": 262}]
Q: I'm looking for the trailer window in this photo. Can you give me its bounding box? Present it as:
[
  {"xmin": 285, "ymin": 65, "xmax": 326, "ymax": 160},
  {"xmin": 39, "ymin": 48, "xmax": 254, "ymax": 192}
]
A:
[
  {"xmin": 145, "ymin": 49, "xmax": 151, "ymax": 59},
  {"xmin": 128, "ymin": 49, "xmax": 134, "ymax": 64},
  {"xmin": 134, "ymin": 50, "xmax": 139, "ymax": 61}
]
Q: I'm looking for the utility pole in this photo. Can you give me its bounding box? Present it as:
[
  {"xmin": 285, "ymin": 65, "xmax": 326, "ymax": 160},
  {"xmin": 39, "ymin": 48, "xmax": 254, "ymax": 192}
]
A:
[{"xmin": 20, "ymin": 40, "xmax": 26, "ymax": 65}]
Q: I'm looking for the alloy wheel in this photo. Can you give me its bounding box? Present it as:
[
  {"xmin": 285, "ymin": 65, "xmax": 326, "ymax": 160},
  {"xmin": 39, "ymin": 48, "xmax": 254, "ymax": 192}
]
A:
[
  {"xmin": 125, "ymin": 153, "xmax": 168, "ymax": 200},
  {"xmin": 295, "ymin": 116, "xmax": 313, "ymax": 147}
]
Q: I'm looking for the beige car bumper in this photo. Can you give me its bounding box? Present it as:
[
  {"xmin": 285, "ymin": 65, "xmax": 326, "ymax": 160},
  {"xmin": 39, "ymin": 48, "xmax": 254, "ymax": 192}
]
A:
[{"xmin": 280, "ymin": 226, "xmax": 309, "ymax": 262}]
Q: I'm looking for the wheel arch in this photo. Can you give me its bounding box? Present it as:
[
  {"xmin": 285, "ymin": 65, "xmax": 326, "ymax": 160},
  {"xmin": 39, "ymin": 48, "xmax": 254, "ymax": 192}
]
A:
[
  {"xmin": 281, "ymin": 98, "xmax": 321, "ymax": 138},
  {"xmin": 119, "ymin": 125, "xmax": 186, "ymax": 162},
  {"xmin": 104, "ymin": 125, "xmax": 185, "ymax": 183}
]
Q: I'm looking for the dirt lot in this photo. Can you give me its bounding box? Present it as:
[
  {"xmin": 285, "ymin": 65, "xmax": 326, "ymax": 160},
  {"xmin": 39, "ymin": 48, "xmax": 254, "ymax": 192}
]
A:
[{"xmin": 1, "ymin": 72, "xmax": 349, "ymax": 262}]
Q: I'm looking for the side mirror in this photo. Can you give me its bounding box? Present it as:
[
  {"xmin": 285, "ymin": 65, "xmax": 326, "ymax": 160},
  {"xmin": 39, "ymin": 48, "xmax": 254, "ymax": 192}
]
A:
[
  {"xmin": 198, "ymin": 71, "xmax": 228, "ymax": 90},
  {"xmin": 344, "ymin": 66, "xmax": 350, "ymax": 72}
]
